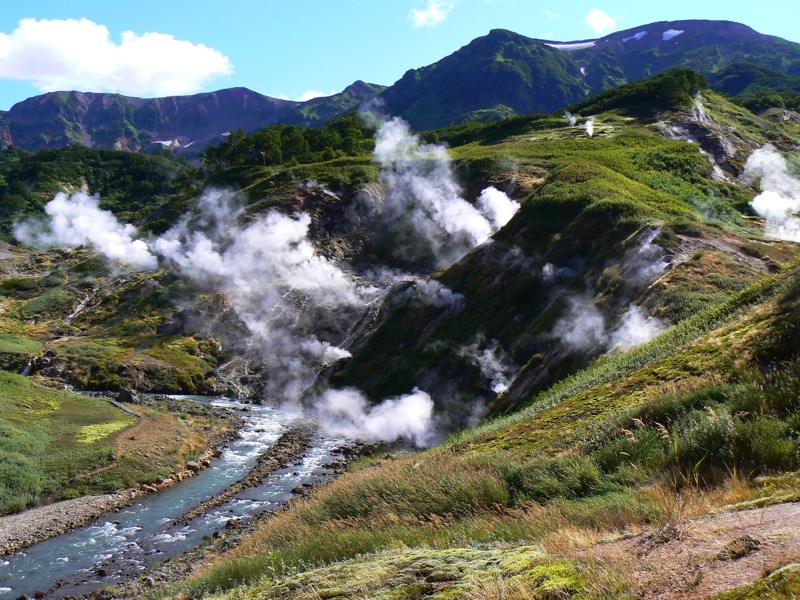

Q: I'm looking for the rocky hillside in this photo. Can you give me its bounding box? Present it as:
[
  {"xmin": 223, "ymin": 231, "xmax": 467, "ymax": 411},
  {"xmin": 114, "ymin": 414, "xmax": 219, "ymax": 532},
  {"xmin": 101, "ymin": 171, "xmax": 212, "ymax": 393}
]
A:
[{"xmin": 0, "ymin": 81, "xmax": 384, "ymax": 155}]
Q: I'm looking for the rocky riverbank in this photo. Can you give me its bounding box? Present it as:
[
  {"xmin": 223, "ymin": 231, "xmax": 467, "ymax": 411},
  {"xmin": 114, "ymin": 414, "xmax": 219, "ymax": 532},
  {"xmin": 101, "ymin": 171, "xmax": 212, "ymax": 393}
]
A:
[
  {"xmin": 174, "ymin": 422, "xmax": 317, "ymax": 525},
  {"xmin": 0, "ymin": 402, "xmax": 241, "ymax": 557},
  {"xmin": 105, "ymin": 438, "xmax": 374, "ymax": 599}
]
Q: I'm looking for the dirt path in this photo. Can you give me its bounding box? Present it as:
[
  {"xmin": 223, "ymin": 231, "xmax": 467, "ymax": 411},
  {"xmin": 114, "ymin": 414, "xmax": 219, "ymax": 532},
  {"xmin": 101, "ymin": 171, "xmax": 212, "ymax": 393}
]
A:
[{"xmin": 580, "ymin": 500, "xmax": 800, "ymax": 598}]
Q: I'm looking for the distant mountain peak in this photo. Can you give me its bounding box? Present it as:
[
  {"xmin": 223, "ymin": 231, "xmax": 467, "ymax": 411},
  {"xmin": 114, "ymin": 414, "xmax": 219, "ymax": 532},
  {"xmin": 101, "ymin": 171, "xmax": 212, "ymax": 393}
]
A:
[{"xmin": 1, "ymin": 19, "xmax": 799, "ymax": 151}]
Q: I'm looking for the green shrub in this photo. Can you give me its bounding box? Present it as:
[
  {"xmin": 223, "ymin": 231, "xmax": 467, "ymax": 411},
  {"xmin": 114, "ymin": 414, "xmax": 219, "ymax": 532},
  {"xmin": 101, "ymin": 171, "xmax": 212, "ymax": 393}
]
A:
[{"xmin": 20, "ymin": 288, "xmax": 70, "ymax": 318}]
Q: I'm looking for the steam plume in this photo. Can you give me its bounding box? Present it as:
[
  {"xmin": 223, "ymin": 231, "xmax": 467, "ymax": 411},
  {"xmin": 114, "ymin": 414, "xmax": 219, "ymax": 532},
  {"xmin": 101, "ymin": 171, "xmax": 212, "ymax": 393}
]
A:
[
  {"xmin": 457, "ymin": 337, "xmax": 515, "ymax": 394},
  {"xmin": 692, "ymin": 92, "xmax": 709, "ymax": 124},
  {"xmin": 313, "ymin": 387, "xmax": 435, "ymax": 446},
  {"xmin": 552, "ymin": 295, "xmax": 607, "ymax": 351},
  {"xmin": 584, "ymin": 117, "xmax": 595, "ymax": 138},
  {"xmin": 620, "ymin": 228, "xmax": 668, "ymax": 285},
  {"xmin": 563, "ymin": 111, "xmax": 578, "ymax": 126},
  {"xmin": 742, "ymin": 145, "xmax": 800, "ymax": 242},
  {"xmin": 369, "ymin": 116, "xmax": 519, "ymax": 267},
  {"xmin": 15, "ymin": 187, "xmax": 438, "ymax": 445},
  {"xmin": 13, "ymin": 192, "xmax": 157, "ymax": 269},
  {"xmin": 609, "ymin": 305, "xmax": 667, "ymax": 351},
  {"xmin": 476, "ymin": 186, "xmax": 520, "ymax": 230},
  {"xmin": 14, "ymin": 113, "xmax": 519, "ymax": 446},
  {"xmin": 152, "ymin": 190, "xmax": 365, "ymax": 404}
]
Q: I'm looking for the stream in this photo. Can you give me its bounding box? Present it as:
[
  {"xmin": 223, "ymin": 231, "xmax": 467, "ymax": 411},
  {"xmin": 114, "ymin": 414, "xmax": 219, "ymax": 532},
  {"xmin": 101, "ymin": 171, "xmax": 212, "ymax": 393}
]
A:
[{"xmin": 0, "ymin": 396, "xmax": 346, "ymax": 599}]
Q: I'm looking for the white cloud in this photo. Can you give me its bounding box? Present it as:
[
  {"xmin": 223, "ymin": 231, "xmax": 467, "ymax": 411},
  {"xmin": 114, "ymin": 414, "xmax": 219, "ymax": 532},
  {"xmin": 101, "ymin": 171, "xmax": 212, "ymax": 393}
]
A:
[
  {"xmin": 583, "ymin": 9, "xmax": 616, "ymax": 35},
  {"xmin": 411, "ymin": 0, "xmax": 456, "ymax": 28},
  {"xmin": 297, "ymin": 89, "xmax": 337, "ymax": 102},
  {"xmin": 0, "ymin": 18, "xmax": 232, "ymax": 97},
  {"xmin": 544, "ymin": 10, "xmax": 560, "ymax": 20}
]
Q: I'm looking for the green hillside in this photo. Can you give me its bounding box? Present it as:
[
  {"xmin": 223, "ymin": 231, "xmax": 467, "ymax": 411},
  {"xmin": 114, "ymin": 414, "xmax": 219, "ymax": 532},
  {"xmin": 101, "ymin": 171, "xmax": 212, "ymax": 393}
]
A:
[
  {"xmin": 1, "ymin": 68, "xmax": 800, "ymax": 597},
  {"xmin": 70, "ymin": 73, "xmax": 792, "ymax": 598}
]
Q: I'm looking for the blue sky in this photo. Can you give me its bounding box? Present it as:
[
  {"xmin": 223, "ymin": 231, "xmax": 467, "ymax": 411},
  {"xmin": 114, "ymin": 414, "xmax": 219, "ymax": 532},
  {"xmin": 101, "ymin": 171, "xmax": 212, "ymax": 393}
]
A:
[{"xmin": 1, "ymin": 0, "xmax": 799, "ymax": 111}]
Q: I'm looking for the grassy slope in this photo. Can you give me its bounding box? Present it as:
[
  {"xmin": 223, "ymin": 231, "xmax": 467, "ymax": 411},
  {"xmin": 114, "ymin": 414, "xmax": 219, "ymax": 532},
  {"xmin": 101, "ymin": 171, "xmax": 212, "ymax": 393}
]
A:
[
  {"xmin": 151, "ymin": 89, "xmax": 800, "ymax": 598},
  {"xmin": 0, "ymin": 370, "xmax": 220, "ymax": 515},
  {"xmin": 164, "ymin": 266, "xmax": 800, "ymax": 599},
  {"xmin": 0, "ymin": 243, "xmax": 226, "ymax": 394}
]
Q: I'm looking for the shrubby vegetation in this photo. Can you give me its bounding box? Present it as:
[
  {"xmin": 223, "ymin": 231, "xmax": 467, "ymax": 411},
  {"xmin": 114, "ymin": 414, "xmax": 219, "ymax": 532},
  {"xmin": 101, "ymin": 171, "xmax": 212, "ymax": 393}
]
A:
[
  {"xmin": 568, "ymin": 68, "xmax": 708, "ymax": 117},
  {"xmin": 201, "ymin": 113, "xmax": 375, "ymax": 174},
  {"xmin": 0, "ymin": 145, "xmax": 202, "ymax": 238}
]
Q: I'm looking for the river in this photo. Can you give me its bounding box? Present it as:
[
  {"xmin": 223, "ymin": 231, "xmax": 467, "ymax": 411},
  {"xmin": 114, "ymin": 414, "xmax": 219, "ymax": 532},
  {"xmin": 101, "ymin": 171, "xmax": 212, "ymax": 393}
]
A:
[{"xmin": 0, "ymin": 396, "xmax": 345, "ymax": 599}]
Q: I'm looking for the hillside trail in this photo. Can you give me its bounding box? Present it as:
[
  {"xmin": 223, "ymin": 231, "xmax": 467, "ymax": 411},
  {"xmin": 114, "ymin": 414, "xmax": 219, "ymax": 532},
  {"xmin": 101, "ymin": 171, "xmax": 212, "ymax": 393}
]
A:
[{"xmin": 577, "ymin": 500, "xmax": 800, "ymax": 598}]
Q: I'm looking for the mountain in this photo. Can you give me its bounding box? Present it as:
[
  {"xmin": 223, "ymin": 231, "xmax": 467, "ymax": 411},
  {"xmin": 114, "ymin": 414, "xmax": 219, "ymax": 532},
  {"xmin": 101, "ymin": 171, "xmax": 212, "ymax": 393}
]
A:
[
  {"xmin": 382, "ymin": 19, "xmax": 800, "ymax": 128},
  {"xmin": 0, "ymin": 81, "xmax": 384, "ymax": 155},
  {"xmin": 706, "ymin": 62, "xmax": 800, "ymax": 97},
  {"xmin": 1, "ymin": 20, "xmax": 800, "ymax": 151},
  {"xmin": 0, "ymin": 20, "xmax": 800, "ymax": 155}
]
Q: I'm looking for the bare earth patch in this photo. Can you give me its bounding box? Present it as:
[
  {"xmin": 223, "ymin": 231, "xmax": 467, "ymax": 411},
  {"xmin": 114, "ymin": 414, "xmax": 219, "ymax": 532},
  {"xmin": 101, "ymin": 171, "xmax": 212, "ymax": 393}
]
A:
[{"xmin": 579, "ymin": 500, "xmax": 800, "ymax": 598}]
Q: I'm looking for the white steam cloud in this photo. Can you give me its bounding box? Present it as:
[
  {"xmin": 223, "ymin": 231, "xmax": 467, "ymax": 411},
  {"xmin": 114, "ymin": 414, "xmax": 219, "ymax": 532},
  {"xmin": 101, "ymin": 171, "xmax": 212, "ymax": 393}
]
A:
[
  {"xmin": 609, "ymin": 305, "xmax": 667, "ymax": 351},
  {"xmin": 404, "ymin": 279, "xmax": 465, "ymax": 309},
  {"xmin": 0, "ymin": 18, "xmax": 232, "ymax": 97},
  {"xmin": 13, "ymin": 187, "xmax": 440, "ymax": 446},
  {"xmin": 553, "ymin": 295, "xmax": 608, "ymax": 351},
  {"xmin": 553, "ymin": 298, "xmax": 666, "ymax": 353},
  {"xmin": 152, "ymin": 190, "xmax": 365, "ymax": 404},
  {"xmin": 692, "ymin": 92, "xmax": 710, "ymax": 124},
  {"xmin": 620, "ymin": 228, "xmax": 668, "ymax": 285},
  {"xmin": 742, "ymin": 145, "xmax": 800, "ymax": 242},
  {"xmin": 13, "ymin": 192, "xmax": 157, "ymax": 269},
  {"xmin": 370, "ymin": 116, "xmax": 519, "ymax": 267},
  {"xmin": 564, "ymin": 111, "xmax": 579, "ymax": 126},
  {"xmin": 457, "ymin": 337, "xmax": 515, "ymax": 394},
  {"xmin": 553, "ymin": 228, "xmax": 669, "ymax": 353},
  {"xmin": 12, "ymin": 112, "xmax": 517, "ymax": 446},
  {"xmin": 313, "ymin": 388, "xmax": 435, "ymax": 446},
  {"xmin": 585, "ymin": 116, "xmax": 595, "ymax": 138},
  {"xmin": 476, "ymin": 186, "xmax": 520, "ymax": 230}
]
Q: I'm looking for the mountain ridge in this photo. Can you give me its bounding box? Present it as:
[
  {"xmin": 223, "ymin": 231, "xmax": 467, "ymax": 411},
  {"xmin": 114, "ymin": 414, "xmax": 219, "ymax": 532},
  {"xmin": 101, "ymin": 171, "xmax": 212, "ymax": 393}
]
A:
[{"xmin": 2, "ymin": 19, "xmax": 800, "ymax": 151}]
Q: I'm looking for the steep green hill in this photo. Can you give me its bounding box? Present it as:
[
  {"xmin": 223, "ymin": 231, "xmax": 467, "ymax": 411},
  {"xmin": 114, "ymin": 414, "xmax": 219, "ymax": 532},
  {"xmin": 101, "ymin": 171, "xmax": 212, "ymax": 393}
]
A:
[
  {"xmin": 132, "ymin": 73, "xmax": 800, "ymax": 599},
  {"xmin": 381, "ymin": 20, "xmax": 800, "ymax": 129}
]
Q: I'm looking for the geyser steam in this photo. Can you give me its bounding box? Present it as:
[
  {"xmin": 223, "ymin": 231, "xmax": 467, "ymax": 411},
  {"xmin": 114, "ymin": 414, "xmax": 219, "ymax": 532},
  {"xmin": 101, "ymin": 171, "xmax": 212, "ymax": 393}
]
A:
[
  {"xmin": 13, "ymin": 113, "xmax": 524, "ymax": 446},
  {"xmin": 370, "ymin": 116, "xmax": 519, "ymax": 267},
  {"xmin": 313, "ymin": 388, "xmax": 435, "ymax": 447},
  {"xmin": 14, "ymin": 192, "xmax": 157, "ymax": 269},
  {"xmin": 742, "ymin": 145, "xmax": 800, "ymax": 242},
  {"xmin": 457, "ymin": 337, "xmax": 515, "ymax": 394},
  {"xmin": 584, "ymin": 117, "xmax": 595, "ymax": 138}
]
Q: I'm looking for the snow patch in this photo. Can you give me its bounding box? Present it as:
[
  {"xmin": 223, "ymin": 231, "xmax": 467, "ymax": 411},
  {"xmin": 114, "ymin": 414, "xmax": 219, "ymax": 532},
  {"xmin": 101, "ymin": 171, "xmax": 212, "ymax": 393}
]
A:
[
  {"xmin": 622, "ymin": 31, "xmax": 647, "ymax": 42},
  {"xmin": 544, "ymin": 41, "xmax": 596, "ymax": 51},
  {"xmin": 662, "ymin": 29, "xmax": 684, "ymax": 41}
]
